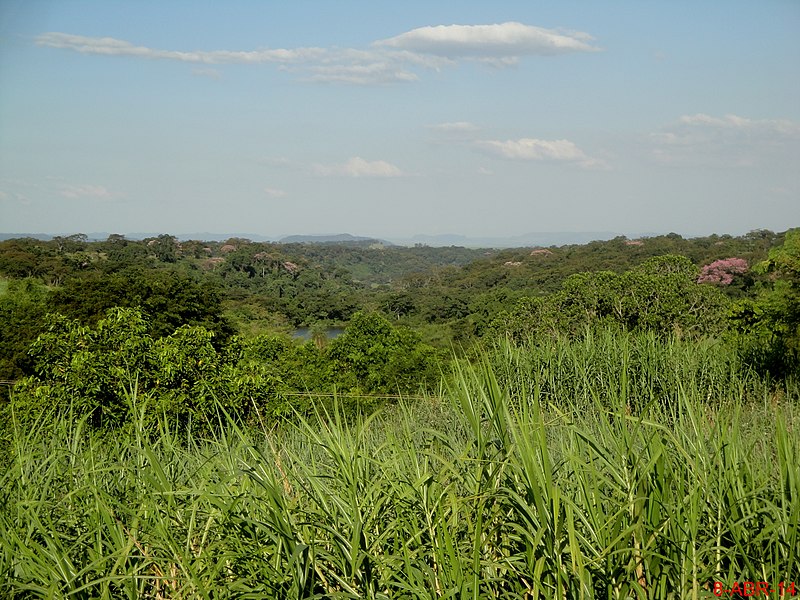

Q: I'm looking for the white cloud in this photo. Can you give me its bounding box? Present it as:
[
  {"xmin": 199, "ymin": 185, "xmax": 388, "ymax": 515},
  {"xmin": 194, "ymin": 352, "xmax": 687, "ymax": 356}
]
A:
[
  {"xmin": 374, "ymin": 22, "xmax": 599, "ymax": 58},
  {"xmin": 60, "ymin": 184, "xmax": 112, "ymax": 199},
  {"xmin": 191, "ymin": 67, "xmax": 222, "ymax": 79},
  {"xmin": 300, "ymin": 47, "xmax": 450, "ymax": 84},
  {"xmin": 478, "ymin": 138, "xmax": 583, "ymax": 160},
  {"xmin": 429, "ymin": 121, "xmax": 480, "ymax": 133},
  {"xmin": 36, "ymin": 32, "xmax": 420, "ymax": 85},
  {"xmin": 677, "ymin": 113, "xmax": 800, "ymax": 135},
  {"xmin": 263, "ymin": 187, "xmax": 287, "ymax": 198},
  {"xmin": 0, "ymin": 191, "xmax": 32, "ymax": 206},
  {"xmin": 36, "ymin": 22, "xmax": 599, "ymax": 85},
  {"xmin": 303, "ymin": 63, "xmax": 418, "ymax": 85},
  {"xmin": 476, "ymin": 137, "xmax": 606, "ymax": 168},
  {"xmin": 651, "ymin": 113, "xmax": 800, "ymax": 167},
  {"xmin": 428, "ymin": 121, "xmax": 481, "ymax": 144},
  {"xmin": 36, "ymin": 32, "xmax": 324, "ymax": 64},
  {"xmin": 314, "ymin": 157, "xmax": 405, "ymax": 178},
  {"xmin": 260, "ymin": 156, "xmax": 297, "ymax": 168},
  {"xmin": 387, "ymin": 49, "xmax": 455, "ymax": 70},
  {"xmin": 768, "ymin": 186, "xmax": 791, "ymax": 196}
]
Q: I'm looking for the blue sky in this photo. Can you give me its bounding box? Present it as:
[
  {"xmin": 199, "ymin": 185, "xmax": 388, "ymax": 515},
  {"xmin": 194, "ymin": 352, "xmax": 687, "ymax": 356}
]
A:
[{"xmin": 1, "ymin": 1, "xmax": 798, "ymax": 240}]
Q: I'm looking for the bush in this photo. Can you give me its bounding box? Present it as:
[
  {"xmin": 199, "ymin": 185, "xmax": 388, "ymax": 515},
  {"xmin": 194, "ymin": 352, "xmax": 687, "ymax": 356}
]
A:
[{"xmin": 8, "ymin": 308, "xmax": 290, "ymax": 432}]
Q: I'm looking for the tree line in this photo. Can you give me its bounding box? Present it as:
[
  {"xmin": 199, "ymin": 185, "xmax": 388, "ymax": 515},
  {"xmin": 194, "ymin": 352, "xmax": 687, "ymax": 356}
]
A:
[{"xmin": 1, "ymin": 228, "xmax": 797, "ymax": 425}]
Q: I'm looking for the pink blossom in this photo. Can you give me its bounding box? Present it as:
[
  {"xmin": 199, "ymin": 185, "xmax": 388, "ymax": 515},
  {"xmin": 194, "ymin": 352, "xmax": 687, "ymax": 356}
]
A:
[{"xmin": 697, "ymin": 257, "xmax": 749, "ymax": 285}]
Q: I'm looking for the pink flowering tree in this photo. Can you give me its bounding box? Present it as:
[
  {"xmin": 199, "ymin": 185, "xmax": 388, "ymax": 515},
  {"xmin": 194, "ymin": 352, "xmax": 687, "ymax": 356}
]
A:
[{"xmin": 697, "ymin": 257, "xmax": 749, "ymax": 285}]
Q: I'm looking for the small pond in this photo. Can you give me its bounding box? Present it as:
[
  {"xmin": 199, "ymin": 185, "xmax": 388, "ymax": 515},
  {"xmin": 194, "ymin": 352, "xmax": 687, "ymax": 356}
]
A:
[{"xmin": 292, "ymin": 327, "xmax": 346, "ymax": 341}]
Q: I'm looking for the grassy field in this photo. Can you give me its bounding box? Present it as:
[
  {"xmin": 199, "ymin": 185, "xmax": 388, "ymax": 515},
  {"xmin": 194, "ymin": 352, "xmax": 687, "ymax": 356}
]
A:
[{"xmin": 1, "ymin": 333, "xmax": 798, "ymax": 598}]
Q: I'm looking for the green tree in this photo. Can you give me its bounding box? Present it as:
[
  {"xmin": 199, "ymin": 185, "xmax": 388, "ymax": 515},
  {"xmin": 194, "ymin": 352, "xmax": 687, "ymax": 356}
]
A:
[
  {"xmin": 143, "ymin": 234, "xmax": 178, "ymax": 263},
  {"xmin": 52, "ymin": 233, "xmax": 89, "ymax": 254},
  {"xmin": 9, "ymin": 307, "xmax": 289, "ymax": 430},
  {"xmin": 328, "ymin": 312, "xmax": 440, "ymax": 394},
  {"xmin": 615, "ymin": 256, "xmax": 728, "ymax": 336},
  {"xmin": 731, "ymin": 228, "xmax": 800, "ymax": 375},
  {"xmin": 49, "ymin": 267, "xmax": 234, "ymax": 342},
  {"xmin": 491, "ymin": 255, "xmax": 729, "ymax": 341},
  {"xmin": 0, "ymin": 239, "xmax": 50, "ymax": 279},
  {"xmin": 0, "ymin": 279, "xmax": 49, "ymax": 385},
  {"xmin": 13, "ymin": 308, "xmax": 153, "ymax": 428}
]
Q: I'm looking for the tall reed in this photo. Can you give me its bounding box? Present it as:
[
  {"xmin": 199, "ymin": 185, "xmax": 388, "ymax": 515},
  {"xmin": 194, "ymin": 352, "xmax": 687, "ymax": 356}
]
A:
[{"xmin": 1, "ymin": 331, "xmax": 797, "ymax": 598}]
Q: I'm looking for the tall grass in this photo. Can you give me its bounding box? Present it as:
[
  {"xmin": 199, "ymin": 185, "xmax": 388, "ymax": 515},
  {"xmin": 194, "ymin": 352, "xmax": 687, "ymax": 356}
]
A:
[
  {"xmin": 487, "ymin": 328, "xmax": 784, "ymax": 410},
  {"xmin": 1, "ymin": 331, "xmax": 797, "ymax": 598}
]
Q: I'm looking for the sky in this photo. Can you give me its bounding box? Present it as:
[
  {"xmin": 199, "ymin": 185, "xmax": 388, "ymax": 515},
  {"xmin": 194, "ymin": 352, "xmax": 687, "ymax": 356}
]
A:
[{"xmin": 1, "ymin": 1, "xmax": 799, "ymax": 241}]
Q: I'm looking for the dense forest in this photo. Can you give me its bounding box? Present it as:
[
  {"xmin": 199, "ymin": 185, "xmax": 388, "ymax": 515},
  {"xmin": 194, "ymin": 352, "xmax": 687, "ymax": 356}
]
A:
[
  {"xmin": 0, "ymin": 229, "xmax": 798, "ymax": 596},
  {"xmin": 1, "ymin": 228, "xmax": 792, "ymax": 388}
]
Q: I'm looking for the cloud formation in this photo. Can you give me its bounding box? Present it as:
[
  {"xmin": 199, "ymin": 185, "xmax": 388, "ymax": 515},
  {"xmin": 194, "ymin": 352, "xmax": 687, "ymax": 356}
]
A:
[
  {"xmin": 476, "ymin": 137, "xmax": 606, "ymax": 169},
  {"xmin": 263, "ymin": 187, "xmax": 287, "ymax": 198},
  {"xmin": 0, "ymin": 190, "xmax": 31, "ymax": 205},
  {"xmin": 314, "ymin": 157, "xmax": 404, "ymax": 178},
  {"xmin": 651, "ymin": 113, "xmax": 800, "ymax": 167},
  {"xmin": 375, "ymin": 22, "xmax": 598, "ymax": 60},
  {"xmin": 429, "ymin": 121, "xmax": 480, "ymax": 133},
  {"xmin": 428, "ymin": 121, "xmax": 481, "ymax": 143},
  {"xmin": 303, "ymin": 62, "xmax": 418, "ymax": 85},
  {"xmin": 677, "ymin": 113, "xmax": 800, "ymax": 135},
  {"xmin": 35, "ymin": 21, "xmax": 598, "ymax": 85},
  {"xmin": 60, "ymin": 184, "xmax": 113, "ymax": 199},
  {"xmin": 36, "ymin": 32, "xmax": 324, "ymax": 64},
  {"xmin": 191, "ymin": 67, "xmax": 222, "ymax": 79}
]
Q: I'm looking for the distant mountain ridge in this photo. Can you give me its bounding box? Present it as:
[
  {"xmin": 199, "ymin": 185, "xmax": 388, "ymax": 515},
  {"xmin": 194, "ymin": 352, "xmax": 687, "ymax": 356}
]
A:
[
  {"xmin": 0, "ymin": 233, "xmax": 56, "ymax": 241},
  {"xmin": 400, "ymin": 232, "xmax": 642, "ymax": 248},
  {"xmin": 1, "ymin": 230, "xmax": 667, "ymax": 247},
  {"xmin": 279, "ymin": 233, "xmax": 392, "ymax": 245}
]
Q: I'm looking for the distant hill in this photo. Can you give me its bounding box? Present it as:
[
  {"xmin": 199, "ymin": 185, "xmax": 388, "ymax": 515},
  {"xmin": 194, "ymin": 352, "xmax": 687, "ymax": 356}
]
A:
[
  {"xmin": 0, "ymin": 232, "xmax": 281, "ymax": 243},
  {"xmin": 0, "ymin": 230, "xmax": 666, "ymax": 247},
  {"xmin": 399, "ymin": 232, "xmax": 628, "ymax": 248},
  {"xmin": 141, "ymin": 233, "xmax": 276, "ymax": 242},
  {"xmin": 0, "ymin": 233, "xmax": 55, "ymax": 241},
  {"xmin": 280, "ymin": 233, "xmax": 393, "ymax": 246}
]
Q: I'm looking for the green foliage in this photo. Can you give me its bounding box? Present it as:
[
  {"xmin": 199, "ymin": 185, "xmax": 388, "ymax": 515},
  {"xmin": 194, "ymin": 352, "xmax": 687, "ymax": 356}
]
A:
[
  {"xmin": 492, "ymin": 254, "xmax": 730, "ymax": 342},
  {"xmin": 9, "ymin": 308, "xmax": 286, "ymax": 431},
  {"xmin": 49, "ymin": 267, "xmax": 234, "ymax": 342},
  {"xmin": 328, "ymin": 312, "xmax": 442, "ymax": 394},
  {"xmin": 1, "ymin": 353, "xmax": 796, "ymax": 597},
  {"xmin": 0, "ymin": 238, "xmax": 54, "ymax": 279},
  {"xmin": 8, "ymin": 308, "xmax": 445, "ymax": 432},
  {"xmin": 0, "ymin": 279, "xmax": 49, "ymax": 384},
  {"xmin": 2, "ymin": 230, "xmax": 798, "ymax": 595},
  {"xmin": 2, "ymin": 230, "xmax": 797, "ymax": 442},
  {"xmin": 147, "ymin": 234, "xmax": 178, "ymax": 263},
  {"xmin": 0, "ymin": 230, "xmax": 788, "ymax": 352},
  {"xmin": 731, "ymin": 228, "xmax": 800, "ymax": 376},
  {"xmin": 14, "ymin": 309, "xmax": 154, "ymax": 428},
  {"xmin": 486, "ymin": 329, "xmax": 770, "ymax": 412},
  {"xmin": 615, "ymin": 256, "xmax": 728, "ymax": 334}
]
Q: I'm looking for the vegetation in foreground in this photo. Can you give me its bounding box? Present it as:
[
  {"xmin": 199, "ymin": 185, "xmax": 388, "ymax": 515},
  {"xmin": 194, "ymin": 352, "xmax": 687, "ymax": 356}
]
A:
[
  {"xmin": 0, "ymin": 229, "xmax": 798, "ymax": 596},
  {"xmin": 1, "ymin": 333, "xmax": 797, "ymax": 598}
]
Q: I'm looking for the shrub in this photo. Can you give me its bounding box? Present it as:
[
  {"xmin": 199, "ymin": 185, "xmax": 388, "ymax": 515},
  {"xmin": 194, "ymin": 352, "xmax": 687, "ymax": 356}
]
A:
[{"xmin": 698, "ymin": 257, "xmax": 749, "ymax": 285}]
